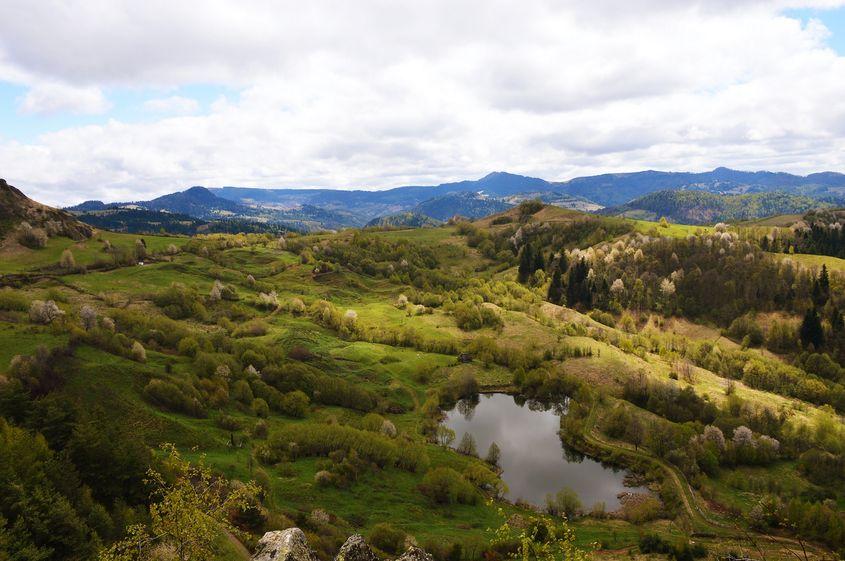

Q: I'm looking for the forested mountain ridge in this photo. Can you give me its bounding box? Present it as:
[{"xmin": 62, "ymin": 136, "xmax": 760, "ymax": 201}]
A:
[
  {"xmin": 364, "ymin": 212, "xmax": 443, "ymax": 229},
  {"xmin": 601, "ymin": 189, "xmax": 836, "ymax": 224},
  {"xmin": 558, "ymin": 167, "xmax": 845, "ymax": 207},
  {"xmin": 61, "ymin": 167, "xmax": 845, "ymax": 233},
  {"xmin": 4, "ymin": 187, "xmax": 845, "ymax": 561}
]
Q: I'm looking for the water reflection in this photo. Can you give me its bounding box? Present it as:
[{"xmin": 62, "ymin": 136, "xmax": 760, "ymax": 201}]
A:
[{"xmin": 443, "ymin": 393, "xmax": 644, "ymax": 509}]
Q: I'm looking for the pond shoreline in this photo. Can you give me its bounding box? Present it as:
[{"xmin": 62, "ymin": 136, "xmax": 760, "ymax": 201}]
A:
[{"xmin": 441, "ymin": 392, "xmax": 649, "ymax": 510}]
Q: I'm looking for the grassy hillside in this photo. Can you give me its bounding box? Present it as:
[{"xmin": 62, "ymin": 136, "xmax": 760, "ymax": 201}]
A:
[{"xmin": 2, "ymin": 201, "xmax": 845, "ymax": 561}]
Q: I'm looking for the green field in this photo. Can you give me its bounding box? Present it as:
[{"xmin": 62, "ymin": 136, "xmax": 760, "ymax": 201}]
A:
[{"xmin": 2, "ymin": 211, "xmax": 843, "ymax": 561}]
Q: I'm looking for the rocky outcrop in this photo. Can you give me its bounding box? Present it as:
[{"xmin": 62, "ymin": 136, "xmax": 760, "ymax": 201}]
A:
[
  {"xmin": 395, "ymin": 546, "xmax": 434, "ymax": 561},
  {"xmin": 252, "ymin": 528, "xmax": 316, "ymax": 561},
  {"xmin": 0, "ymin": 178, "xmax": 93, "ymax": 240},
  {"xmin": 334, "ymin": 534, "xmax": 378, "ymax": 561},
  {"xmin": 251, "ymin": 529, "xmax": 433, "ymax": 561}
]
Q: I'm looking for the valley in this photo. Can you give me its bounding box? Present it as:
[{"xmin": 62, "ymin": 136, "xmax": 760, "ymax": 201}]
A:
[{"xmin": 2, "ymin": 180, "xmax": 845, "ymax": 561}]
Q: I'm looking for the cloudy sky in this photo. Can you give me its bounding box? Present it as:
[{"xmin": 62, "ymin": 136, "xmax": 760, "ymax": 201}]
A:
[{"xmin": 2, "ymin": 0, "xmax": 845, "ymax": 206}]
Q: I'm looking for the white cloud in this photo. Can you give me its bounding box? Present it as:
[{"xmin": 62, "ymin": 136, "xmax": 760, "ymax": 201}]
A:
[
  {"xmin": 17, "ymin": 82, "xmax": 111, "ymax": 115},
  {"xmin": 143, "ymin": 96, "xmax": 200, "ymax": 115},
  {"xmin": 1, "ymin": 0, "xmax": 845, "ymax": 205}
]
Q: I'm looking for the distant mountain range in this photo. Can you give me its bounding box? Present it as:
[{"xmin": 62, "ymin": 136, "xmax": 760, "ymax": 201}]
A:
[
  {"xmin": 560, "ymin": 167, "xmax": 845, "ymax": 207},
  {"xmin": 65, "ymin": 168, "xmax": 845, "ymax": 231}
]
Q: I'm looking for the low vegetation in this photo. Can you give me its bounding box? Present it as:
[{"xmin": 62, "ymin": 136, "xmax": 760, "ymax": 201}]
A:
[{"xmin": 1, "ymin": 196, "xmax": 845, "ymax": 561}]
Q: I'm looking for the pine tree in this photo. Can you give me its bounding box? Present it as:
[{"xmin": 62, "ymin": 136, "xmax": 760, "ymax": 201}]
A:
[
  {"xmin": 517, "ymin": 244, "xmax": 534, "ymax": 284},
  {"xmin": 819, "ymin": 265, "xmax": 830, "ymax": 303},
  {"xmin": 456, "ymin": 432, "xmax": 478, "ymax": 456},
  {"xmin": 533, "ymin": 247, "xmax": 546, "ymax": 274},
  {"xmin": 800, "ymin": 307, "xmax": 824, "ymax": 350},
  {"xmin": 566, "ymin": 259, "xmax": 591, "ymax": 310},
  {"xmin": 558, "ymin": 251, "xmax": 569, "ymax": 274},
  {"xmin": 547, "ymin": 265, "xmax": 564, "ymax": 305},
  {"xmin": 830, "ymin": 306, "xmax": 844, "ymax": 333},
  {"xmin": 485, "ymin": 441, "xmax": 501, "ymax": 467}
]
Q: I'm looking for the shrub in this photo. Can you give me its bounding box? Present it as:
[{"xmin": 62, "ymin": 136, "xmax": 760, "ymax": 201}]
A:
[
  {"xmin": 314, "ymin": 375, "xmax": 378, "ymax": 411},
  {"xmin": 727, "ymin": 314, "xmax": 764, "ymax": 347},
  {"xmin": 620, "ymin": 496, "xmax": 662, "ymax": 524},
  {"xmin": 231, "ymin": 380, "xmax": 254, "ymax": 404},
  {"xmin": 257, "ymin": 291, "xmax": 279, "ymax": 309},
  {"xmin": 280, "ymin": 390, "xmax": 310, "ymax": 418},
  {"xmin": 232, "ymin": 319, "xmax": 269, "ymax": 338},
  {"xmin": 463, "ymin": 464, "xmax": 506, "ymax": 497},
  {"xmin": 0, "ymin": 288, "xmax": 30, "ymax": 312},
  {"xmin": 217, "ymin": 415, "xmax": 243, "ymax": 431},
  {"xmin": 251, "ymin": 398, "xmax": 270, "ymax": 418},
  {"xmin": 440, "ymin": 371, "xmax": 479, "ymax": 403},
  {"xmin": 361, "ymin": 413, "xmax": 386, "ymax": 432},
  {"xmin": 269, "ymin": 423, "xmax": 426, "ymax": 471},
  {"xmin": 546, "ymin": 487, "xmax": 581, "ymax": 518},
  {"xmin": 369, "ymin": 523, "xmax": 406, "ymax": 554},
  {"xmin": 17, "ymin": 222, "xmax": 48, "ymax": 248},
  {"xmin": 253, "ymin": 420, "xmax": 269, "ymax": 439},
  {"xmin": 178, "ymin": 336, "xmax": 200, "ymax": 357},
  {"xmin": 381, "ymin": 420, "xmax": 397, "ymax": 438},
  {"xmin": 153, "ymin": 283, "xmax": 207, "ymax": 320},
  {"xmin": 766, "ymin": 321, "xmax": 798, "ymax": 353},
  {"xmin": 288, "ymin": 298, "xmax": 306, "ymax": 315},
  {"xmin": 288, "ymin": 345, "xmax": 314, "ymax": 361},
  {"xmin": 453, "ymin": 302, "xmax": 502, "ymax": 331},
  {"xmin": 131, "ymin": 341, "xmax": 146, "ymax": 362},
  {"xmin": 586, "ymin": 309, "xmax": 614, "ymax": 327},
  {"xmin": 143, "ymin": 379, "xmax": 205, "ymax": 417},
  {"xmin": 29, "ymin": 300, "xmax": 63, "ymax": 324},
  {"xmin": 419, "ymin": 467, "xmax": 478, "ymax": 505},
  {"xmin": 79, "ymin": 305, "xmax": 98, "ymax": 330},
  {"xmin": 59, "ymin": 249, "xmax": 76, "ymax": 270},
  {"xmin": 314, "ymin": 470, "xmax": 334, "ymax": 487}
]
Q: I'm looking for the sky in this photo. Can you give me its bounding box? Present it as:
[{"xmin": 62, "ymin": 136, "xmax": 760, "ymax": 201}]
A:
[{"xmin": 2, "ymin": 1, "xmax": 845, "ymax": 206}]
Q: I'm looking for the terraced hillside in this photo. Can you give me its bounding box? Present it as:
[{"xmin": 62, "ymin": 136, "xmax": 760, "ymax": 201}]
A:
[{"xmin": 2, "ymin": 196, "xmax": 845, "ymax": 561}]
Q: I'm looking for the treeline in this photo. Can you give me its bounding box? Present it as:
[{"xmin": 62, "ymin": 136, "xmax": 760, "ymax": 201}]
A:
[
  {"xmin": 0, "ymin": 344, "xmax": 153, "ymax": 560},
  {"xmin": 603, "ymin": 189, "xmax": 828, "ymax": 225},
  {"xmin": 457, "ymin": 211, "xmax": 633, "ymax": 273},
  {"xmin": 762, "ymin": 209, "xmax": 845, "ymax": 258}
]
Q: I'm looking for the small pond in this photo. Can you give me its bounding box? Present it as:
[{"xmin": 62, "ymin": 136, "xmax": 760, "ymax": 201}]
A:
[{"xmin": 443, "ymin": 393, "xmax": 645, "ymax": 509}]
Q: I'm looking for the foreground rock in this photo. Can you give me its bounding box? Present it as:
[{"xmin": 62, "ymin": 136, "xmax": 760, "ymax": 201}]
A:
[
  {"xmin": 334, "ymin": 534, "xmax": 378, "ymax": 561},
  {"xmin": 252, "ymin": 528, "xmax": 316, "ymax": 561},
  {"xmin": 252, "ymin": 528, "xmax": 433, "ymax": 561}
]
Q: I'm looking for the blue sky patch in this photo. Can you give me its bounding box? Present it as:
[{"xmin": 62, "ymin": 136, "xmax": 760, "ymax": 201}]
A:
[
  {"xmin": 786, "ymin": 6, "xmax": 845, "ymax": 55},
  {"xmin": 0, "ymin": 83, "xmax": 235, "ymax": 143}
]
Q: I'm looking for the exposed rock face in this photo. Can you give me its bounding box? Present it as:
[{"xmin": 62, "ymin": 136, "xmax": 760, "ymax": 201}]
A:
[
  {"xmin": 334, "ymin": 534, "xmax": 378, "ymax": 561},
  {"xmin": 252, "ymin": 527, "xmax": 316, "ymax": 561},
  {"xmin": 0, "ymin": 178, "xmax": 93, "ymax": 240},
  {"xmin": 251, "ymin": 529, "xmax": 433, "ymax": 561},
  {"xmin": 396, "ymin": 546, "xmax": 434, "ymax": 561}
]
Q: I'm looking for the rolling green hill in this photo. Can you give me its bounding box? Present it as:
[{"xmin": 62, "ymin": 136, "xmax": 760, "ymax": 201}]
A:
[
  {"xmin": 602, "ymin": 189, "xmax": 833, "ymax": 224},
  {"xmin": 365, "ymin": 212, "xmax": 443, "ymax": 229},
  {"xmin": 2, "ymin": 187, "xmax": 845, "ymax": 561}
]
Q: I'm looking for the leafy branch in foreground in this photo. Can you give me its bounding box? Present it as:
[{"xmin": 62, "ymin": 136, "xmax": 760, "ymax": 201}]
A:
[
  {"xmin": 100, "ymin": 444, "xmax": 258, "ymax": 561},
  {"xmin": 489, "ymin": 505, "xmax": 596, "ymax": 561}
]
